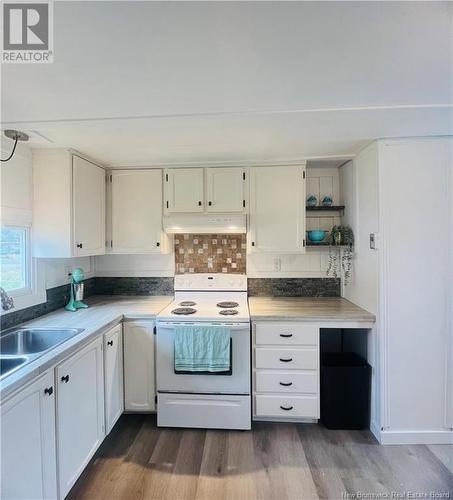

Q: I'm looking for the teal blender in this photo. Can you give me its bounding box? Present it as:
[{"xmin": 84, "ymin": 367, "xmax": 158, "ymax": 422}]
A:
[{"xmin": 65, "ymin": 268, "xmax": 89, "ymax": 311}]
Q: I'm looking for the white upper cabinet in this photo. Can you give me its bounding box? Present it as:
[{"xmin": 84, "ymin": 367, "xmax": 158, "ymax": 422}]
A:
[
  {"xmin": 164, "ymin": 168, "xmax": 204, "ymax": 213},
  {"xmin": 249, "ymin": 164, "xmax": 306, "ymax": 253},
  {"xmin": 33, "ymin": 149, "xmax": 106, "ymax": 258},
  {"xmin": 164, "ymin": 167, "xmax": 247, "ymax": 214},
  {"xmin": 206, "ymin": 167, "xmax": 246, "ymax": 212},
  {"xmin": 109, "ymin": 169, "xmax": 167, "ymax": 253},
  {"xmin": 1, "ymin": 371, "xmax": 57, "ymax": 500},
  {"xmin": 73, "ymin": 155, "xmax": 106, "ymax": 256}
]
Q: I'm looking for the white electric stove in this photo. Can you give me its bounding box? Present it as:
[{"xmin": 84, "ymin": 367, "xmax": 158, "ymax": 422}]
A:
[{"xmin": 156, "ymin": 274, "xmax": 251, "ymax": 430}]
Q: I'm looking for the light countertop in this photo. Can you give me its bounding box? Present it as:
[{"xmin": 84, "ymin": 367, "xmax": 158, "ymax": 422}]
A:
[
  {"xmin": 248, "ymin": 296, "xmax": 376, "ymax": 325},
  {"xmin": 1, "ymin": 294, "xmax": 375, "ymax": 399},
  {"xmin": 0, "ymin": 295, "xmax": 173, "ymax": 398}
]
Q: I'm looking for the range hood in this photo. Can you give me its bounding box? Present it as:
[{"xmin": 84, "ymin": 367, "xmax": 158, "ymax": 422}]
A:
[{"xmin": 163, "ymin": 213, "xmax": 247, "ymax": 234}]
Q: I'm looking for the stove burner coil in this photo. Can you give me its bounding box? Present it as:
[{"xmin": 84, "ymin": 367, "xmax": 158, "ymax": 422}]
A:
[
  {"xmin": 219, "ymin": 309, "xmax": 239, "ymax": 316},
  {"xmin": 217, "ymin": 301, "xmax": 239, "ymax": 309},
  {"xmin": 171, "ymin": 307, "xmax": 197, "ymax": 315},
  {"xmin": 179, "ymin": 301, "xmax": 196, "ymax": 306}
]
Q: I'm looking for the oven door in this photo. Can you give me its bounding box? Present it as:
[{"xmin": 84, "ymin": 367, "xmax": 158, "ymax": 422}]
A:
[{"xmin": 156, "ymin": 322, "xmax": 250, "ymax": 394}]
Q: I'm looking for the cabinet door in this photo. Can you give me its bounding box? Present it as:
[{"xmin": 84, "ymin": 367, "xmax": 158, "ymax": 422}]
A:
[
  {"xmin": 165, "ymin": 168, "xmax": 204, "ymax": 212},
  {"xmin": 124, "ymin": 322, "xmax": 155, "ymax": 411},
  {"xmin": 104, "ymin": 324, "xmax": 124, "ymax": 434},
  {"xmin": 206, "ymin": 167, "xmax": 246, "ymax": 212},
  {"xmin": 111, "ymin": 170, "xmax": 164, "ymax": 253},
  {"xmin": 249, "ymin": 165, "xmax": 306, "ymax": 253},
  {"xmin": 73, "ymin": 155, "xmax": 106, "ymax": 256},
  {"xmin": 56, "ymin": 337, "xmax": 105, "ymax": 498},
  {"xmin": 1, "ymin": 371, "xmax": 57, "ymax": 500}
]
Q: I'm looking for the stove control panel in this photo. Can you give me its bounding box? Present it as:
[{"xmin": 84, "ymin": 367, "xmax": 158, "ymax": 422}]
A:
[{"xmin": 174, "ymin": 273, "xmax": 247, "ymax": 291}]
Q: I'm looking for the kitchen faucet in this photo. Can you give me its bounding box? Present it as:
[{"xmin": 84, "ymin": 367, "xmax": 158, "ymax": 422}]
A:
[{"xmin": 0, "ymin": 287, "xmax": 14, "ymax": 311}]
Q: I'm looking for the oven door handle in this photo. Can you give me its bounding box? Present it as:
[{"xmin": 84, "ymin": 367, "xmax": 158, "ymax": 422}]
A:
[{"xmin": 156, "ymin": 322, "xmax": 249, "ymax": 331}]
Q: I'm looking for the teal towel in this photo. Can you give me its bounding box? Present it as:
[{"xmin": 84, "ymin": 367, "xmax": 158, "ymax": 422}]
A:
[{"xmin": 174, "ymin": 325, "xmax": 230, "ymax": 372}]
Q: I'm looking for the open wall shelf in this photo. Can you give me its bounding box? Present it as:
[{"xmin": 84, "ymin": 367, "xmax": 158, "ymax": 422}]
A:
[{"xmin": 306, "ymin": 205, "xmax": 345, "ymax": 212}]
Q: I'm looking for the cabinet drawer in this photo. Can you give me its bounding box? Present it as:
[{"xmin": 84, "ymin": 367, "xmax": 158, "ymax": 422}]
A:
[
  {"xmin": 255, "ymin": 347, "xmax": 318, "ymax": 370},
  {"xmin": 255, "ymin": 394, "xmax": 319, "ymax": 418},
  {"xmin": 255, "ymin": 323, "xmax": 318, "ymax": 346},
  {"xmin": 255, "ymin": 370, "xmax": 318, "ymax": 394}
]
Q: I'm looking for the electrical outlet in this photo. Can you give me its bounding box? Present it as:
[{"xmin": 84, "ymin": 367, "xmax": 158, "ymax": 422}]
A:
[
  {"xmin": 369, "ymin": 233, "xmax": 379, "ymax": 250},
  {"xmin": 64, "ymin": 266, "xmax": 72, "ymax": 282},
  {"xmin": 273, "ymin": 257, "xmax": 281, "ymax": 271}
]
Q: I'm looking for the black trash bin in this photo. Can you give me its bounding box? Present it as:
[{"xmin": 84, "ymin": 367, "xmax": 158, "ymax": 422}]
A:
[{"xmin": 320, "ymin": 352, "xmax": 371, "ymax": 430}]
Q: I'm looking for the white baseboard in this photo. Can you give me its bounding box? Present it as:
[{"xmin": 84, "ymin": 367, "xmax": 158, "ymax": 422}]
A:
[
  {"xmin": 380, "ymin": 429, "xmax": 453, "ymax": 445},
  {"xmin": 370, "ymin": 420, "xmax": 381, "ymax": 443},
  {"xmin": 253, "ymin": 416, "xmax": 318, "ymax": 424}
]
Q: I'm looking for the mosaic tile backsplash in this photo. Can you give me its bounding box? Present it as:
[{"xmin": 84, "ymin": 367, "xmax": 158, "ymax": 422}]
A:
[{"xmin": 174, "ymin": 234, "xmax": 247, "ymax": 274}]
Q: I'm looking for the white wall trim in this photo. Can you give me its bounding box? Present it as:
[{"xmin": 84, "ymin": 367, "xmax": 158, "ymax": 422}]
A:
[
  {"xmin": 108, "ymin": 158, "xmax": 314, "ymax": 169},
  {"xmin": 0, "ymin": 259, "xmax": 46, "ymax": 316},
  {"xmin": 380, "ymin": 430, "xmax": 453, "ymax": 445},
  {"xmin": 5, "ymin": 103, "xmax": 452, "ymax": 129},
  {"xmin": 370, "ymin": 419, "xmax": 381, "ymax": 443},
  {"xmin": 377, "ymin": 141, "xmax": 391, "ymax": 432}
]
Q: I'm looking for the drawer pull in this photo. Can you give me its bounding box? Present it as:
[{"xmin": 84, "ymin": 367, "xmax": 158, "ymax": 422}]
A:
[
  {"xmin": 280, "ymin": 405, "xmax": 293, "ymax": 411},
  {"xmin": 280, "ymin": 333, "xmax": 293, "ymax": 338},
  {"xmin": 279, "ymin": 381, "xmax": 293, "ymax": 386},
  {"xmin": 279, "ymin": 357, "xmax": 293, "ymax": 363},
  {"xmin": 61, "ymin": 375, "xmax": 69, "ymax": 383}
]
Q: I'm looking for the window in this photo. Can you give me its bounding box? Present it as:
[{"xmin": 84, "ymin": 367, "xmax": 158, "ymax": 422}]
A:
[{"xmin": 0, "ymin": 226, "xmax": 30, "ymax": 294}]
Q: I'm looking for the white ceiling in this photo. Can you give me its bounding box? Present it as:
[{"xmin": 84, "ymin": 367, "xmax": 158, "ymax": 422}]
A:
[{"xmin": 1, "ymin": 1, "xmax": 452, "ymax": 166}]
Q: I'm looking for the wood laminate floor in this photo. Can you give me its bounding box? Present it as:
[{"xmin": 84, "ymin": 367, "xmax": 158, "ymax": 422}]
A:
[{"xmin": 68, "ymin": 415, "xmax": 453, "ymax": 500}]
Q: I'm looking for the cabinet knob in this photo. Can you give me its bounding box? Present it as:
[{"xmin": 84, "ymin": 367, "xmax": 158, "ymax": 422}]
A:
[
  {"xmin": 107, "ymin": 340, "xmax": 113, "ymax": 346},
  {"xmin": 44, "ymin": 386, "xmax": 53, "ymax": 396},
  {"xmin": 251, "ymin": 242, "xmax": 255, "ymax": 247},
  {"xmin": 208, "ymin": 201, "xmax": 212, "ymax": 206},
  {"xmin": 156, "ymin": 242, "xmax": 160, "ymax": 247},
  {"xmin": 61, "ymin": 375, "xmax": 69, "ymax": 383},
  {"xmin": 76, "ymin": 243, "xmax": 83, "ymax": 249},
  {"xmin": 280, "ymin": 405, "xmax": 294, "ymax": 411},
  {"xmin": 198, "ymin": 201, "xmax": 202, "ymax": 206}
]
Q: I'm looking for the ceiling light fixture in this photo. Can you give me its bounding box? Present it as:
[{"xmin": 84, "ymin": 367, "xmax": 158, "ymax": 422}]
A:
[{"xmin": 1, "ymin": 129, "xmax": 30, "ymax": 163}]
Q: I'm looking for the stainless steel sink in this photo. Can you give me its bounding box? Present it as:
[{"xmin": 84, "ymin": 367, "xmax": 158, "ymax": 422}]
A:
[
  {"xmin": 0, "ymin": 328, "xmax": 84, "ymax": 356},
  {"xmin": 0, "ymin": 327, "xmax": 84, "ymax": 380},
  {"xmin": 0, "ymin": 356, "xmax": 28, "ymax": 378}
]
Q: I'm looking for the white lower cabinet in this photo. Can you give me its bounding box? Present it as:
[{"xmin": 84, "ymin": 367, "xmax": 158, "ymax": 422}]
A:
[
  {"xmin": 123, "ymin": 321, "xmax": 156, "ymax": 411},
  {"xmin": 255, "ymin": 394, "xmax": 319, "ymax": 418},
  {"xmin": 56, "ymin": 337, "xmax": 105, "ymax": 499},
  {"xmin": 253, "ymin": 322, "xmax": 320, "ymax": 420},
  {"xmin": 1, "ymin": 371, "xmax": 57, "ymax": 500},
  {"xmin": 104, "ymin": 324, "xmax": 124, "ymax": 434}
]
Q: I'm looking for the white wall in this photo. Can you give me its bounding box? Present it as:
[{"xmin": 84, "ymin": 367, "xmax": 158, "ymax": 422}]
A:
[
  {"xmin": 348, "ymin": 137, "xmax": 453, "ymax": 444},
  {"xmin": 378, "ymin": 137, "xmax": 452, "ymax": 443},
  {"xmin": 247, "ymin": 249, "xmax": 330, "ymax": 278},
  {"xmin": 342, "ymin": 149, "xmax": 379, "ymax": 315},
  {"xmin": 94, "ymin": 254, "xmax": 174, "ymax": 278},
  {"xmin": 94, "ymin": 244, "xmax": 331, "ymax": 279}
]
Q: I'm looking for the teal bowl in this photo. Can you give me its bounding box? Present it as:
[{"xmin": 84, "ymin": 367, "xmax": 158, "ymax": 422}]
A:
[{"xmin": 307, "ymin": 230, "xmax": 326, "ymax": 242}]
